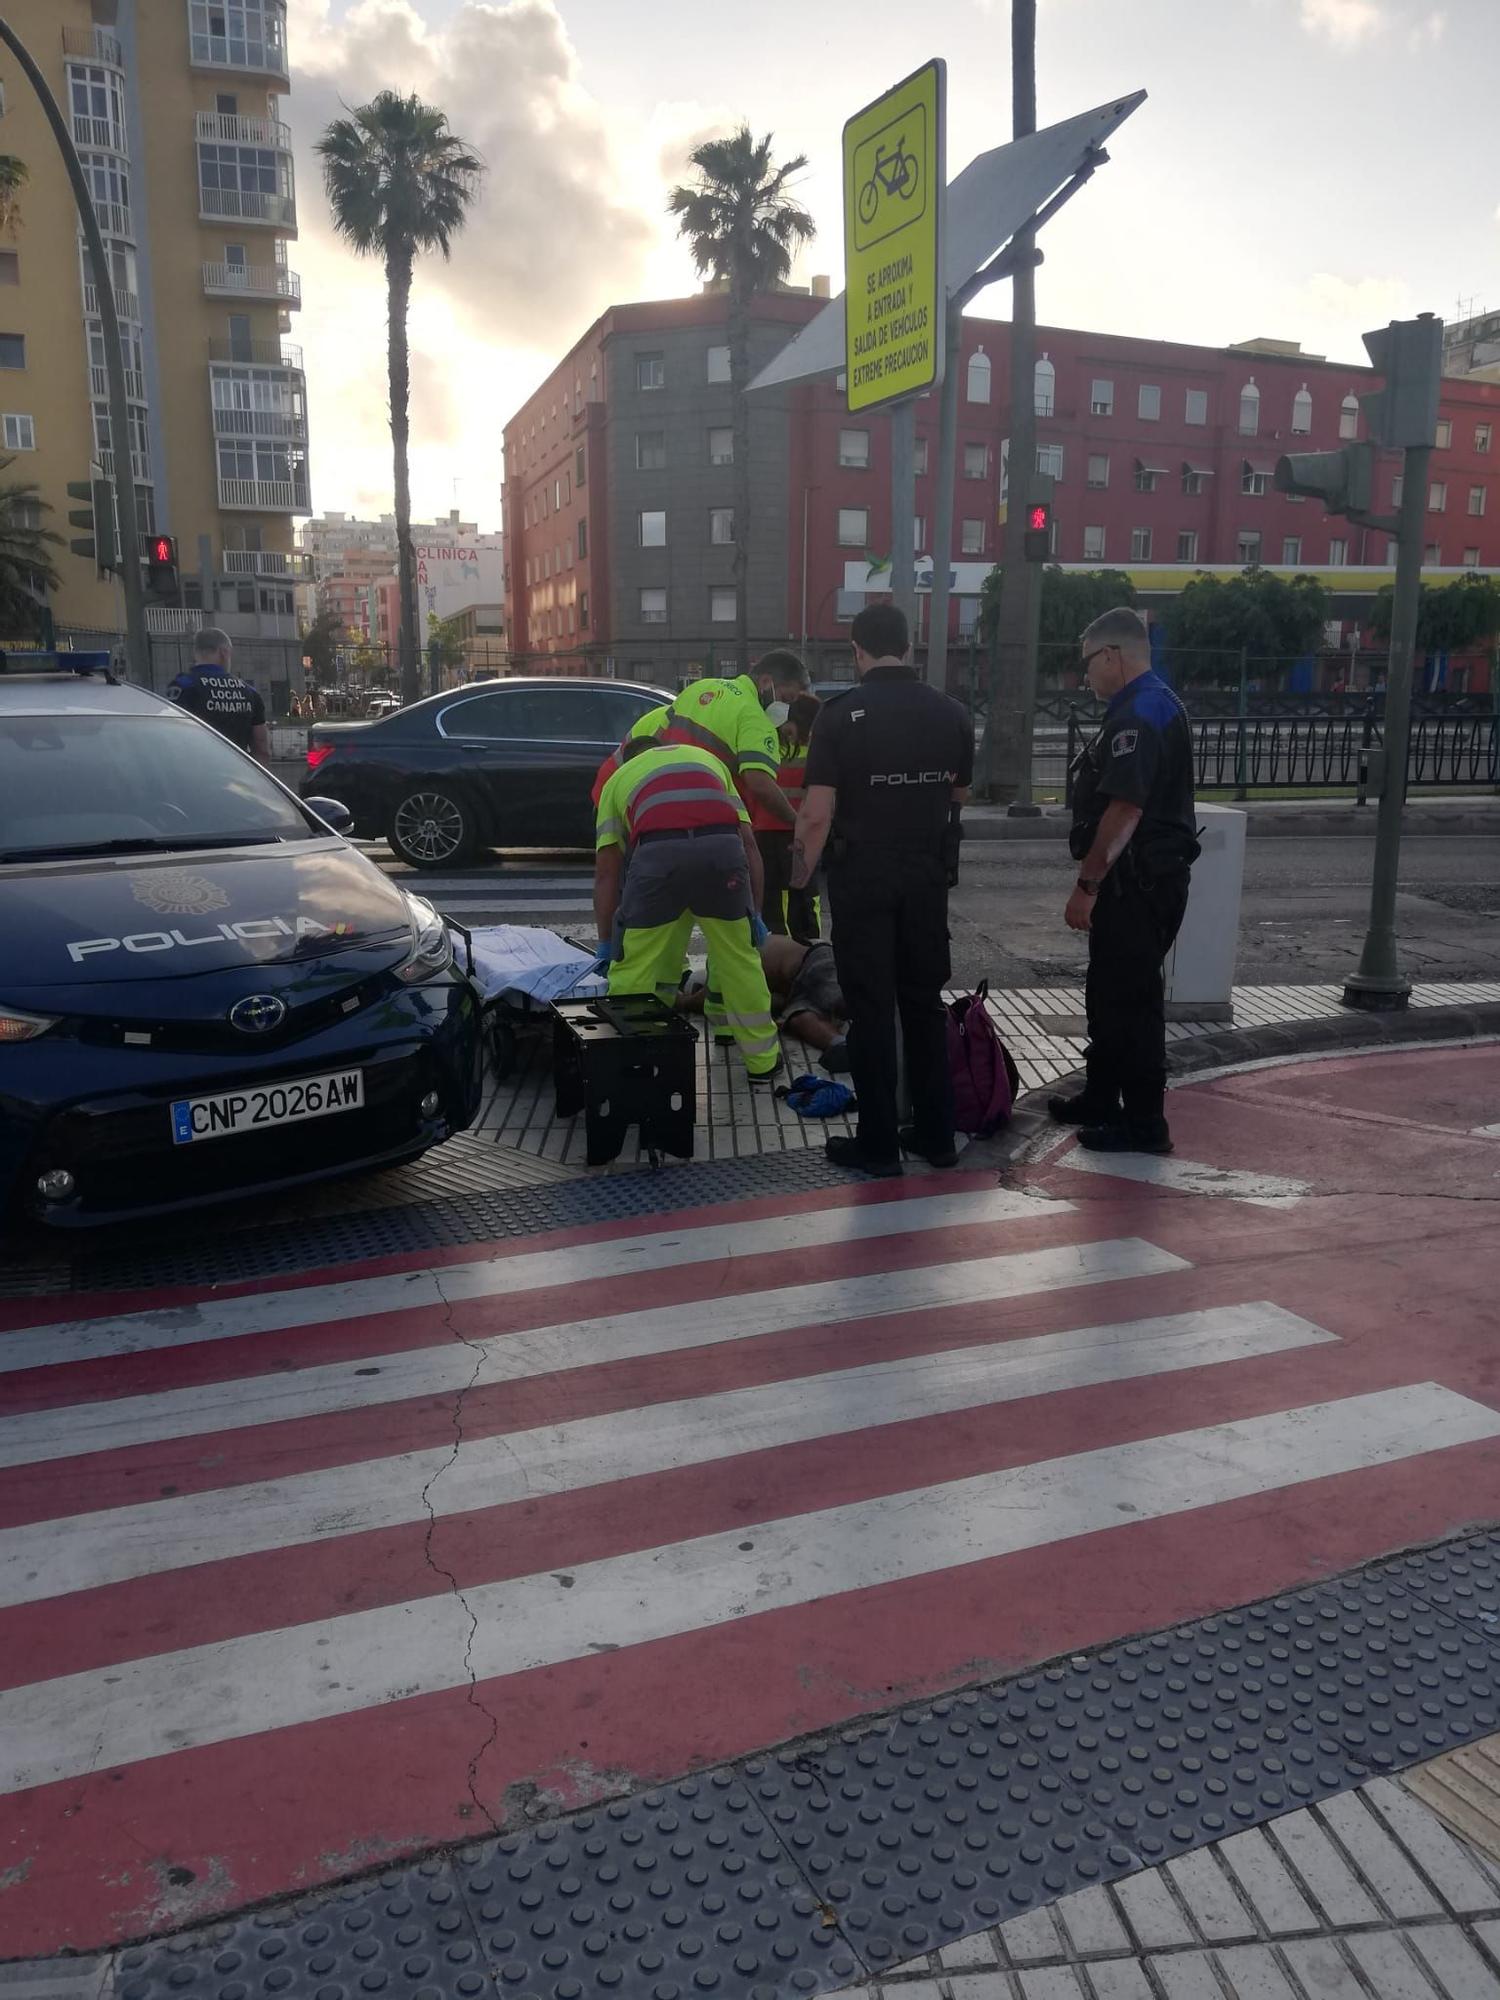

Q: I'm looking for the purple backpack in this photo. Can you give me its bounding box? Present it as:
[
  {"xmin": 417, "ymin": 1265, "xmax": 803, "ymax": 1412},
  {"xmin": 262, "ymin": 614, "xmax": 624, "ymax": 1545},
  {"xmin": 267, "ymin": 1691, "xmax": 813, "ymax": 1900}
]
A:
[{"xmin": 946, "ymin": 981, "xmax": 1021, "ymax": 1136}]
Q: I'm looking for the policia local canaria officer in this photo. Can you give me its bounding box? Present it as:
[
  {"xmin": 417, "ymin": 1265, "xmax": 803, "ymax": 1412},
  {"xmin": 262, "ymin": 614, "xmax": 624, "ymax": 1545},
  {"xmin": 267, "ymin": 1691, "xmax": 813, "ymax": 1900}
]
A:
[
  {"xmin": 1051, "ymin": 607, "xmax": 1199, "ymax": 1156},
  {"xmin": 793, "ymin": 602, "xmax": 971, "ymax": 1177},
  {"xmin": 167, "ymin": 628, "xmax": 271, "ymax": 764}
]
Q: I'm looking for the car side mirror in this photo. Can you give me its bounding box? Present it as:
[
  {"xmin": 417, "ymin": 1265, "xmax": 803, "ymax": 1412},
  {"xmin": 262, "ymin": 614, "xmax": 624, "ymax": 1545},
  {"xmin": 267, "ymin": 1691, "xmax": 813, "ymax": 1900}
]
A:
[{"xmin": 304, "ymin": 796, "xmax": 353, "ymax": 835}]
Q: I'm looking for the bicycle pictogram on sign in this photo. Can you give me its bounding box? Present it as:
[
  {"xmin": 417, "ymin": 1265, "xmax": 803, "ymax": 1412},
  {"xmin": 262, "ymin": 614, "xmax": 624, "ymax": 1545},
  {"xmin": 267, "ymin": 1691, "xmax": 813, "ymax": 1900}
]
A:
[{"xmin": 850, "ymin": 102, "xmax": 928, "ymax": 253}]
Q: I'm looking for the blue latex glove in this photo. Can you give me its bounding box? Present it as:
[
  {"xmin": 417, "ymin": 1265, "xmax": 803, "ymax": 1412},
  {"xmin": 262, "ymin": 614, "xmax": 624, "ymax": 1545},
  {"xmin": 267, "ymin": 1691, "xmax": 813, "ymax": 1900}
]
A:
[
  {"xmin": 750, "ymin": 914, "xmax": 770, "ymax": 946},
  {"xmin": 585, "ymin": 938, "xmax": 612, "ymax": 977}
]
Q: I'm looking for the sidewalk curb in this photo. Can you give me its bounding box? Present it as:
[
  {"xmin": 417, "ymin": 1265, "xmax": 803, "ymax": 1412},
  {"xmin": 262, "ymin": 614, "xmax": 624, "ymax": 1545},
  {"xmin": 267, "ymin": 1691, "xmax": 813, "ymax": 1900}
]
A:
[
  {"xmin": 1017, "ymin": 998, "xmax": 1500, "ymax": 1115},
  {"xmin": 965, "ymin": 804, "xmax": 1500, "ymax": 841}
]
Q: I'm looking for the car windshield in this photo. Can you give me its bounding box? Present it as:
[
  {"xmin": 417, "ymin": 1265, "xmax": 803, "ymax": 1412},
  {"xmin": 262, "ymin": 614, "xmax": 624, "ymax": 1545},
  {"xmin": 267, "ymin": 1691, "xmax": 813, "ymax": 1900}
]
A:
[{"xmin": 0, "ymin": 712, "xmax": 319, "ymax": 861}]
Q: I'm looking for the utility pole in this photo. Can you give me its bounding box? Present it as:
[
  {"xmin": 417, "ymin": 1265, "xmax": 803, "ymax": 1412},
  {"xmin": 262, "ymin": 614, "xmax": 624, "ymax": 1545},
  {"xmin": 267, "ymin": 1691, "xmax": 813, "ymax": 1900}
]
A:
[
  {"xmin": 889, "ymin": 400, "xmax": 917, "ymax": 629},
  {"xmin": 979, "ymin": 0, "xmax": 1038, "ymax": 799},
  {"xmin": 0, "ymin": 15, "xmax": 148, "ymax": 684}
]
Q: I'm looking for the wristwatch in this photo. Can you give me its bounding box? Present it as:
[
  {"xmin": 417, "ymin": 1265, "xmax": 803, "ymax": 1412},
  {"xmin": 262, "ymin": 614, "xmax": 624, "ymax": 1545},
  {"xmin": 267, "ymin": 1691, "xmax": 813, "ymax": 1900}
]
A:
[{"xmin": 1076, "ymin": 875, "xmax": 1102, "ymax": 894}]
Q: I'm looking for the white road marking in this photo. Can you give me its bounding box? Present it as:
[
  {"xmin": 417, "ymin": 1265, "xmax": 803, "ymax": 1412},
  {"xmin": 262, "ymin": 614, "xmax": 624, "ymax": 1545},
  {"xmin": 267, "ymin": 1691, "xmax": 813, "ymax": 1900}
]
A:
[
  {"xmin": 4, "ymin": 1384, "xmax": 1491, "ymax": 1793},
  {"xmin": 1470, "ymin": 1124, "xmax": 1500, "ymax": 1139},
  {"xmin": 1061, "ymin": 1149, "xmax": 1310, "ymax": 1208},
  {"xmin": 0, "ymin": 1187, "xmax": 1073, "ymax": 1375},
  {"xmin": 0, "ymin": 1303, "xmax": 1330, "ymax": 1606},
  {"xmin": 0, "ymin": 1237, "xmax": 1185, "ymax": 1472}
]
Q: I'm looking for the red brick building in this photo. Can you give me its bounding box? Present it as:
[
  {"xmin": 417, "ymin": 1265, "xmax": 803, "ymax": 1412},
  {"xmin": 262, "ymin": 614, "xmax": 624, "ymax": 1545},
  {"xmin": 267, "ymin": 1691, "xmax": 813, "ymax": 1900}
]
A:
[{"xmin": 502, "ymin": 294, "xmax": 1500, "ymax": 682}]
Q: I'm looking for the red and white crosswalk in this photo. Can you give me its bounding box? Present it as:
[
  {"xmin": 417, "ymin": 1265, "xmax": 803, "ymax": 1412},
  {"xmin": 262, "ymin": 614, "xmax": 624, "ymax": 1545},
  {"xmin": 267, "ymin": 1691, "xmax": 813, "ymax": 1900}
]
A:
[{"xmin": 3, "ymin": 1124, "xmax": 1500, "ymax": 1957}]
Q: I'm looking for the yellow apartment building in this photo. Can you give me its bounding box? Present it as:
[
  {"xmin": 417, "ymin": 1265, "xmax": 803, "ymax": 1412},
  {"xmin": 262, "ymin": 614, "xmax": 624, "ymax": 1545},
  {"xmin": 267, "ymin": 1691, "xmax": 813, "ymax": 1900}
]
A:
[{"xmin": 0, "ymin": 0, "xmax": 309, "ymax": 664}]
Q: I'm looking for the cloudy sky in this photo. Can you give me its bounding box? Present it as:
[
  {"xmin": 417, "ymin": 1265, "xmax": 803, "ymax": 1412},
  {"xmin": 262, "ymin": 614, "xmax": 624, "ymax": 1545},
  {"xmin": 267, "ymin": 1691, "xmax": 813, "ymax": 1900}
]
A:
[{"xmin": 287, "ymin": 0, "xmax": 1494, "ymax": 532}]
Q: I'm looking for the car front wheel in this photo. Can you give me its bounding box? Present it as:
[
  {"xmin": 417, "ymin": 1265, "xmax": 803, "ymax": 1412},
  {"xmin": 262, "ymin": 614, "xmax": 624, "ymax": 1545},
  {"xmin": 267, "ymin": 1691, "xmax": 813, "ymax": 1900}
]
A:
[{"xmin": 388, "ymin": 786, "xmax": 479, "ymax": 869}]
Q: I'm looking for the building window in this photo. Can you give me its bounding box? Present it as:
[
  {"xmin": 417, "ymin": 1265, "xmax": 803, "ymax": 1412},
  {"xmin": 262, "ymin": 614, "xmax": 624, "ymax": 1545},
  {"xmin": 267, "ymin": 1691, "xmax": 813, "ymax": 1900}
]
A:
[
  {"xmin": 1138, "ymin": 384, "xmax": 1161, "ymax": 421},
  {"xmin": 837, "ymin": 507, "xmax": 869, "ymax": 547},
  {"xmin": 1176, "ymin": 530, "xmax": 1198, "ymax": 563},
  {"xmin": 1339, "ymin": 395, "xmax": 1359, "ymax": 440},
  {"xmin": 961, "ymin": 518, "xmax": 985, "ymax": 554},
  {"xmin": 197, "ymin": 143, "xmax": 292, "ymax": 222},
  {"xmin": 1464, "ymin": 548, "xmax": 1481, "ymax": 568},
  {"xmin": 635, "ymin": 430, "xmax": 665, "ymax": 471},
  {"xmin": 1429, "ymin": 482, "xmax": 1447, "ymax": 512},
  {"xmin": 1436, "ymin": 418, "xmax": 1452, "ymax": 449},
  {"xmin": 189, "ymin": 1, "xmax": 287, "ymax": 72},
  {"xmin": 1087, "ymin": 453, "xmax": 1109, "ymax": 490},
  {"xmin": 709, "ymin": 586, "xmax": 736, "ymax": 623},
  {"xmin": 1282, "ymin": 536, "xmax": 1302, "ymax": 565},
  {"xmin": 1392, "ymin": 474, "xmax": 1404, "ymax": 505},
  {"xmin": 709, "ymin": 507, "xmax": 735, "ymax": 545},
  {"xmin": 1238, "ymin": 380, "xmax": 1260, "ymax": 436},
  {"xmin": 708, "ymin": 426, "xmax": 733, "ymax": 466},
  {"xmin": 638, "ymin": 509, "xmax": 666, "ymax": 547},
  {"xmin": 577, "ymin": 517, "xmax": 588, "ymax": 557},
  {"xmin": 2, "ymin": 413, "xmax": 35, "ymax": 450},
  {"xmin": 957, "ymin": 597, "xmax": 980, "ymax": 639},
  {"xmin": 639, "ymin": 587, "xmax": 667, "ymax": 624},
  {"xmin": 576, "ymin": 443, "xmax": 586, "ymax": 486},
  {"xmin": 1091, "ymin": 379, "xmax": 1114, "ymax": 416},
  {"xmin": 1242, "ymin": 464, "xmax": 1269, "ymax": 497},
  {"xmin": 1469, "ymin": 485, "xmax": 1488, "ymax": 517},
  {"xmin": 0, "ymin": 333, "xmax": 24, "ymax": 369},
  {"xmin": 913, "ymin": 517, "xmax": 926, "ymax": 551},
  {"xmin": 67, "ymin": 62, "xmax": 126, "ymax": 153},
  {"xmin": 913, "ymin": 436, "xmax": 929, "ymax": 475},
  {"xmin": 1476, "ymin": 423, "xmax": 1492, "ymax": 454},
  {"xmin": 580, "ymin": 590, "xmax": 590, "ymax": 627},
  {"xmin": 635, "ymin": 353, "xmax": 664, "ymax": 391},
  {"xmin": 1133, "ymin": 463, "xmax": 1159, "ymax": 494},
  {"xmin": 1237, "ymin": 531, "xmax": 1262, "ymax": 565},
  {"xmin": 1424, "ymin": 543, "xmax": 1442, "ymax": 566},
  {"xmin": 1182, "ymin": 469, "xmax": 1207, "ymax": 496},
  {"xmin": 1034, "ymin": 354, "xmax": 1055, "ymax": 417},
  {"xmin": 0, "ymin": 252, "xmax": 18, "ymax": 287},
  {"xmin": 967, "ymin": 349, "xmax": 991, "ymax": 403},
  {"xmin": 1329, "ymin": 537, "xmax": 1349, "ymax": 564},
  {"xmin": 1083, "ymin": 525, "xmax": 1106, "ymax": 561},
  {"xmin": 1130, "ymin": 527, "xmax": 1152, "ymax": 560},
  {"xmin": 834, "ymin": 589, "xmax": 861, "ymax": 624},
  {"xmin": 1291, "ymin": 385, "xmax": 1313, "ymax": 435},
  {"xmin": 963, "ymin": 442, "xmax": 988, "ymax": 479},
  {"xmin": 1184, "ymin": 388, "xmax": 1208, "ymax": 426},
  {"xmin": 839, "ymin": 428, "xmax": 870, "ymax": 468},
  {"xmin": 706, "ymin": 344, "xmax": 731, "ymax": 385},
  {"xmin": 1036, "ymin": 444, "xmax": 1064, "ymax": 481}
]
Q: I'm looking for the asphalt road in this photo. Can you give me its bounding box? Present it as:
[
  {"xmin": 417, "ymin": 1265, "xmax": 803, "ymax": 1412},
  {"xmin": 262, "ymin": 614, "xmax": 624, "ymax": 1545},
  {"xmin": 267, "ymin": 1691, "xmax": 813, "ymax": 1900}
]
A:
[{"xmin": 950, "ymin": 834, "xmax": 1500, "ymax": 989}]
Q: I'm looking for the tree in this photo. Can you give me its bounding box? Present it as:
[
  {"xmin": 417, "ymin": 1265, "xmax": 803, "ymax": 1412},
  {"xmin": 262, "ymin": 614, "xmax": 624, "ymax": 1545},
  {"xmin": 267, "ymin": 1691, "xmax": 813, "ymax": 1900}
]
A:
[
  {"xmin": 301, "ymin": 606, "xmax": 344, "ymax": 689},
  {"xmin": 1369, "ymin": 572, "xmax": 1500, "ymax": 653},
  {"xmin": 1163, "ymin": 567, "xmax": 1330, "ymax": 669},
  {"xmin": 0, "ymin": 154, "xmax": 29, "ymax": 238},
  {"xmin": 0, "ymin": 454, "xmax": 60, "ymax": 637},
  {"xmin": 317, "ymin": 94, "xmax": 482, "ymax": 707},
  {"xmin": 979, "ymin": 565, "xmax": 1136, "ymax": 662},
  {"xmin": 670, "ymin": 128, "xmax": 814, "ymax": 674},
  {"xmin": 425, "ymin": 611, "xmax": 466, "ymax": 687}
]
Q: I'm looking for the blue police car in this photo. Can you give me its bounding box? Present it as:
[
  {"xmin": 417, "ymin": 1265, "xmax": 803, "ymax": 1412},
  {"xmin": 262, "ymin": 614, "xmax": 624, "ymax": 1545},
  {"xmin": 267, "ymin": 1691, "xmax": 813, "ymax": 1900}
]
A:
[{"xmin": 0, "ymin": 659, "xmax": 484, "ymax": 1227}]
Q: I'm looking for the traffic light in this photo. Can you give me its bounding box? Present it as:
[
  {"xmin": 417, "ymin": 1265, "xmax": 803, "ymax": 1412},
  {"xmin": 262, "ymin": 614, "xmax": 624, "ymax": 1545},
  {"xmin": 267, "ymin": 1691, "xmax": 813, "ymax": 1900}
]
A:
[
  {"xmin": 1274, "ymin": 441, "xmax": 1376, "ymax": 517},
  {"xmin": 66, "ymin": 472, "xmax": 118, "ymax": 574},
  {"xmin": 144, "ymin": 533, "xmax": 180, "ymax": 605},
  {"xmin": 1023, "ymin": 500, "xmax": 1052, "ymax": 562},
  {"xmin": 1361, "ymin": 315, "xmax": 1442, "ymax": 450}
]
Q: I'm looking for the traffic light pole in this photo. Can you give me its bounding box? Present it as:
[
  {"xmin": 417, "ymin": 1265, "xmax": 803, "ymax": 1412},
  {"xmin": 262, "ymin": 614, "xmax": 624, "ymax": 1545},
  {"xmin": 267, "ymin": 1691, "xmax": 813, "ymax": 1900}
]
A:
[
  {"xmin": 1343, "ymin": 440, "xmax": 1430, "ymax": 1011},
  {"xmin": 0, "ymin": 15, "xmax": 148, "ymax": 685}
]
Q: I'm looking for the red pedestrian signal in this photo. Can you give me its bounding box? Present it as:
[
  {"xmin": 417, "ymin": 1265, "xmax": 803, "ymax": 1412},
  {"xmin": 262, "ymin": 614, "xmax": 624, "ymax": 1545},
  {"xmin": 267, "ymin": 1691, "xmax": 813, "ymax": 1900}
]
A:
[
  {"xmin": 1023, "ymin": 500, "xmax": 1053, "ymax": 562},
  {"xmin": 144, "ymin": 532, "xmax": 180, "ymax": 604},
  {"xmin": 151, "ymin": 536, "xmax": 175, "ymax": 567},
  {"xmin": 1028, "ymin": 505, "xmax": 1049, "ymax": 532}
]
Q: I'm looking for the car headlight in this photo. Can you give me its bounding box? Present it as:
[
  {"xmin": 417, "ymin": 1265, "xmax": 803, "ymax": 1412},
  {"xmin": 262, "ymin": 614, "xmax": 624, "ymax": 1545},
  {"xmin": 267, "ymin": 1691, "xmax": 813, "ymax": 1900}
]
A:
[
  {"xmin": 396, "ymin": 897, "xmax": 454, "ymax": 984},
  {"xmin": 0, "ymin": 1007, "xmax": 58, "ymax": 1044}
]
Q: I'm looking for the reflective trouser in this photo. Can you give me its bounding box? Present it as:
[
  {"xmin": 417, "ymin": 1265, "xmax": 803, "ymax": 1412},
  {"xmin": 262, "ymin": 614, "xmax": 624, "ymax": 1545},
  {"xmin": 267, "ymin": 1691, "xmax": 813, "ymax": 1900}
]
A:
[
  {"xmin": 756, "ymin": 830, "xmax": 823, "ymax": 940},
  {"xmin": 609, "ymin": 830, "xmax": 781, "ymax": 1077}
]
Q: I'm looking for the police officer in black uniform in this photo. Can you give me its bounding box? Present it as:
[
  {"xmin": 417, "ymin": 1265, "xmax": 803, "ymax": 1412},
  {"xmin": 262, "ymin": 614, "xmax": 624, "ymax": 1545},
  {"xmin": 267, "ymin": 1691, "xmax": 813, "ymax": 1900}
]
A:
[
  {"xmin": 167, "ymin": 628, "xmax": 270, "ymax": 763},
  {"xmin": 793, "ymin": 602, "xmax": 972, "ymax": 1176},
  {"xmin": 1051, "ymin": 607, "xmax": 1199, "ymax": 1155}
]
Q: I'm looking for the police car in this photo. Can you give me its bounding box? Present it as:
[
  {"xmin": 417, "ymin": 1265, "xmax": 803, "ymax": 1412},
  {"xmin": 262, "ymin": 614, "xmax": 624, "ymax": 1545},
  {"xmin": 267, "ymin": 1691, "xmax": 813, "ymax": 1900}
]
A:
[{"xmin": 0, "ymin": 659, "xmax": 483, "ymax": 1228}]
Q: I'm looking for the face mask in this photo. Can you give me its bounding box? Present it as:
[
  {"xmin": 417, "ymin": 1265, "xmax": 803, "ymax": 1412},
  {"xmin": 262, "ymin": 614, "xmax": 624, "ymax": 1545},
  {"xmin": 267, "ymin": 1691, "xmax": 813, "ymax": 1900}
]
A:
[{"xmin": 765, "ymin": 701, "xmax": 790, "ymax": 726}]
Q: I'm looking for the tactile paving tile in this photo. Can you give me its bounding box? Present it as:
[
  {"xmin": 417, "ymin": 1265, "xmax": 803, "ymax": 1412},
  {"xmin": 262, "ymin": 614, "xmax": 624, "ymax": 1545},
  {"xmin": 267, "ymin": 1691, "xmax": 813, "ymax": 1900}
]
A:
[
  {"xmin": 109, "ymin": 1857, "xmax": 487, "ymax": 2000},
  {"xmin": 451, "ymin": 1773, "xmax": 862, "ymax": 2000},
  {"xmin": 1359, "ymin": 1533, "xmax": 1500, "ymax": 1633}
]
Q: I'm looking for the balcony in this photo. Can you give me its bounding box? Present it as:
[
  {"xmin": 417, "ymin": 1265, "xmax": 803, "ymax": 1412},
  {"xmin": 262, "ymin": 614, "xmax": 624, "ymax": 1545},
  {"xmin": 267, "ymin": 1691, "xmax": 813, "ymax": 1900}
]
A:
[
  {"xmin": 202, "ymin": 260, "xmax": 301, "ymax": 307},
  {"xmin": 61, "ymin": 26, "xmax": 124, "ymax": 67},
  {"xmin": 212, "ymin": 403, "xmax": 307, "ymax": 442},
  {"xmin": 218, "ymin": 475, "xmax": 309, "ymax": 513},
  {"xmin": 195, "ymin": 109, "xmax": 293, "ymax": 152},
  {"xmin": 187, "ymin": 0, "xmax": 290, "ymax": 81},
  {"xmin": 90, "ymin": 362, "xmax": 148, "ymax": 402},
  {"xmin": 71, "ymin": 111, "xmax": 127, "ymax": 155},
  {"xmin": 87, "ymin": 200, "xmax": 133, "ymax": 239},
  {"xmin": 222, "ymin": 549, "xmax": 311, "ymax": 578},
  {"xmin": 197, "ymin": 184, "xmax": 296, "ymax": 230},
  {"xmin": 82, "ymin": 282, "xmax": 141, "ymax": 325},
  {"xmin": 208, "ymin": 337, "xmax": 303, "ymax": 369}
]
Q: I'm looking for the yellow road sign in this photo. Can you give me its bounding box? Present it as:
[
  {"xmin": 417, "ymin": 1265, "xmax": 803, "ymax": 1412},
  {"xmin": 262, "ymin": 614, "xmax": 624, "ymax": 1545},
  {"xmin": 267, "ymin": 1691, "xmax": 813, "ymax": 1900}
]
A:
[{"xmin": 843, "ymin": 58, "xmax": 946, "ymax": 413}]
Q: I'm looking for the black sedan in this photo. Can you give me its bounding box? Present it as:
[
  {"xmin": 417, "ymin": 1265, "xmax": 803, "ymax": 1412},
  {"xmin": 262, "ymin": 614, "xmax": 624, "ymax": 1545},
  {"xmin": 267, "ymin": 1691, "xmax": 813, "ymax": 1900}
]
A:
[
  {"xmin": 300, "ymin": 676, "xmax": 669, "ymax": 869},
  {"xmin": 0, "ymin": 664, "xmax": 483, "ymax": 1228}
]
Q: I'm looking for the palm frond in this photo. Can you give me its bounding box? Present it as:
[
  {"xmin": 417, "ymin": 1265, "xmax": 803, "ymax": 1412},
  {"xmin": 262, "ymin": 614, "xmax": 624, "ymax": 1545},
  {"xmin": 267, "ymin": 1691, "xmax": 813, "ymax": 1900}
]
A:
[{"xmin": 668, "ymin": 123, "xmax": 817, "ymax": 296}]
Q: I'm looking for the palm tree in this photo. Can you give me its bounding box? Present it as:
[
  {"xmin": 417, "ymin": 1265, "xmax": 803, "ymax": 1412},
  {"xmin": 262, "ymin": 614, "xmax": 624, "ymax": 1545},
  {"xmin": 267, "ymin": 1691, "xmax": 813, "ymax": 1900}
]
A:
[
  {"xmin": 0, "ymin": 155, "xmax": 29, "ymax": 238},
  {"xmin": 316, "ymin": 93, "xmax": 482, "ymax": 705},
  {"xmin": 670, "ymin": 130, "xmax": 814, "ymax": 673},
  {"xmin": 0, "ymin": 455, "xmax": 61, "ymax": 638}
]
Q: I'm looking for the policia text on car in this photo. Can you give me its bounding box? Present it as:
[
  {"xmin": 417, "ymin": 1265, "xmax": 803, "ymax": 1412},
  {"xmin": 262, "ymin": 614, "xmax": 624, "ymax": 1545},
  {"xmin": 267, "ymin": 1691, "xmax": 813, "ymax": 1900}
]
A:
[
  {"xmin": 1051, "ymin": 607, "xmax": 1200, "ymax": 1156},
  {"xmin": 793, "ymin": 603, "xmax": 972, "ymax": 1176}
]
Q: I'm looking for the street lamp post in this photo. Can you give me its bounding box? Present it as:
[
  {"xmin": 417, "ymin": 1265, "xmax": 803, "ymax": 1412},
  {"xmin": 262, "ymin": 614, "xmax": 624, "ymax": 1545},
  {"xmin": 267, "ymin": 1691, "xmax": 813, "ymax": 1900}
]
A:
[{"xmin": 0, "ymin": 14, "xmax": 148, "ymax": 684}]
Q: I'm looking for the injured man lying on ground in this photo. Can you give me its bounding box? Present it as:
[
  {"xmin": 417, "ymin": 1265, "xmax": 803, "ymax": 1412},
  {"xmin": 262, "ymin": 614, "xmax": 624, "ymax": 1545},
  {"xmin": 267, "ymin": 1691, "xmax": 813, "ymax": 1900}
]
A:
[{"xmin": 679, "ymin": 935, "xmax": 851, "ymax": 1074}]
